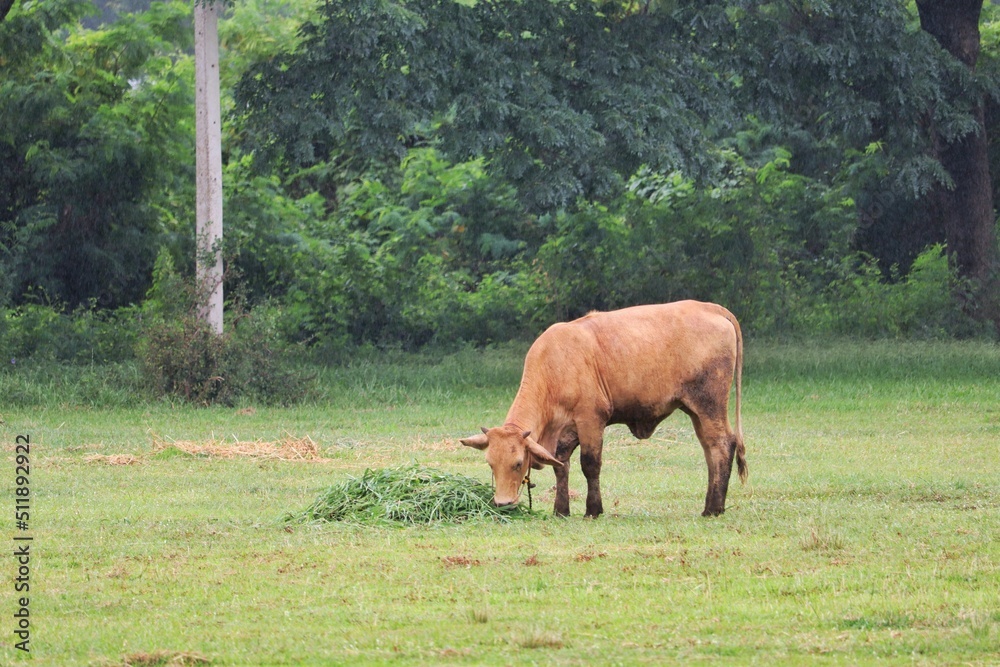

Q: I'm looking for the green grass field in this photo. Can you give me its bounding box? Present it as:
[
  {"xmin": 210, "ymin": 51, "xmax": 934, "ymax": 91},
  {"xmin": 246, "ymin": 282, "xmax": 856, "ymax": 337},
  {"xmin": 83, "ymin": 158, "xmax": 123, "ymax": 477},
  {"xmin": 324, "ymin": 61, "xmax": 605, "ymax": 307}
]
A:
[{"xmin": 2, "ymin": 341, "xmax": 998, "ymax": 665}]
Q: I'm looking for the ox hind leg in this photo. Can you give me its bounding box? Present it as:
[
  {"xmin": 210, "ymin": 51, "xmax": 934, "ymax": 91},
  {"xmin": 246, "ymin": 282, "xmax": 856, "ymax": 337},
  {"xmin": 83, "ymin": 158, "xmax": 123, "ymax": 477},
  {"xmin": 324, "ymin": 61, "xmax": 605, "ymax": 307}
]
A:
[
  {"xmin": 681, "ymin": 355, "xmax": 740, "ymax": 516},
  {"xmin": 684, "ymin": 406, "xmax": 738, "ymax": 516}
]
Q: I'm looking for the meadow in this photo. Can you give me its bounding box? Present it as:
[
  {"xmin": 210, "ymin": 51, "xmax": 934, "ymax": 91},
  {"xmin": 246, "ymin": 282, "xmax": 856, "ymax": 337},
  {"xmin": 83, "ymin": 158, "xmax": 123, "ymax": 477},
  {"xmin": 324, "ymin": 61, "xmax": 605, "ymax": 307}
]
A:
[{"xmin": 1, "ymin": 341, "xmax": 998, "ymax": 666}]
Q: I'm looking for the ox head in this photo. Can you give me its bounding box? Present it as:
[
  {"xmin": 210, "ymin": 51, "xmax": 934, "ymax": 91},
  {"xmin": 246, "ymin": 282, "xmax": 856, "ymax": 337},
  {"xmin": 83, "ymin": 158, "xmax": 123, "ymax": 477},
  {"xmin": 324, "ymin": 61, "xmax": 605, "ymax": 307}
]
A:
[{"xmin": 460, "ymin": 425, "xmax": 562, "ymax": 506}]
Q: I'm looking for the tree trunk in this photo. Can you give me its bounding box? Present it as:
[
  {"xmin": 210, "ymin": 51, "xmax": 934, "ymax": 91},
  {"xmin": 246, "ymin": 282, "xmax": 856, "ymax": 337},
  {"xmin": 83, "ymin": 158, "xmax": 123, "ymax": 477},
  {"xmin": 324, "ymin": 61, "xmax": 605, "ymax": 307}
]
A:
[
  {"xmin": 0, "ymin": 0, "xmax": 16, "ymax": 23},
  {"xmin": 915, "ymin": 0, "xmax": 998, "ymax": 325}
]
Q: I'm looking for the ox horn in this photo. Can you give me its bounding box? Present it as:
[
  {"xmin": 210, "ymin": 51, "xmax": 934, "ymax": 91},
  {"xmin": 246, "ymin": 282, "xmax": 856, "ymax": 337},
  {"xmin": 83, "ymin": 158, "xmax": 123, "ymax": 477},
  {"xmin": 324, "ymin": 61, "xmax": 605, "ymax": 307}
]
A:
[
  {"xmin": 525, "ymin": 436, "xmax": 561, "ymax": 467},
  {"xmin": 460, "ymin": 431, "xmax": 489, "ymax": 450}
]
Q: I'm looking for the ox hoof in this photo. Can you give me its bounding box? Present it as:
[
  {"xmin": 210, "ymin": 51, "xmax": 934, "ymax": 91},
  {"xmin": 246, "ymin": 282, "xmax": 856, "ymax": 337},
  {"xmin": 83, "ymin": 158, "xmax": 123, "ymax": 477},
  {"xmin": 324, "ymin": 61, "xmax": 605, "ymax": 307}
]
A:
[{"xmin": 701, "ymin": 507, "xmax": 725, "ymax": 517}]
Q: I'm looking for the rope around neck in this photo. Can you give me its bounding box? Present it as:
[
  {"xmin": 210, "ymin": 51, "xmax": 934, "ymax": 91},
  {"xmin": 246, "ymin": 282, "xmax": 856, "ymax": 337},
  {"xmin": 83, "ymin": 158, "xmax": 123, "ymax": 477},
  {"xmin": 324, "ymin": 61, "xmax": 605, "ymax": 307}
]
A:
[{"xmin": 491, "ymin": 468, "xmax": 533, "ymax": 510}]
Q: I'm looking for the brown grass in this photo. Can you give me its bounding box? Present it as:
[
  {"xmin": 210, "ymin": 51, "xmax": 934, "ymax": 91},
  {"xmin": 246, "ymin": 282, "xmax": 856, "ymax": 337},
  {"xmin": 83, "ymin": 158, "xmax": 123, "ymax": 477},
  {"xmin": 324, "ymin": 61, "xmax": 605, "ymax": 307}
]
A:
[
  {"xmin": 82, "ymin": 435, "xmax": 327, "ymax": 465},
  {"xmin": 151, "ymin": 435, "xmax": 327, "ymax": 461},
  {"xmin": 441, "ymin": 555, "xmax": 481, "ymax": 568},
  {"xmin": 574, "ymin": 551, "xmax": 608, "ymax": 563},
  {"xmin": 120, "ymin": 650, "xmax": 210, "ymax": 666},
  {"xmin": 84, "ymin": 454, "xmax": 143, "ymax": 466},
  {"xmin": 513, "ymin": 629, "xmax": 565, "ymax": 649},
  {"xmin": 411, "ymin": 437, "xmax": 458, "ymax": 452}
]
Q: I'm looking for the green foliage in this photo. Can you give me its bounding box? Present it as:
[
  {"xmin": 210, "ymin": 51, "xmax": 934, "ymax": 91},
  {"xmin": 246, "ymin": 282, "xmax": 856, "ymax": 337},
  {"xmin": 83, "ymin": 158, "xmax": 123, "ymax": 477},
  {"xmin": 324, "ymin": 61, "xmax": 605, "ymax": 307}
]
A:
[
  {"xmin": 0, "ymin": 300, "xmax": 139, "ymax": 364},
  {"xmin": 723, "ymin": 1, "xmax": 997, "ymax": 274},
  {"xmin": 283, "ymin": 148, "xmax": 545, "ymax": 347},
  {"xmin": 225, "ymin": 0, "xmax": 1000, "ymax": 344},
  {"xmin": 137, "ymin": 249, "xmax": 309, "ymax": 405},
  {"xmin": 0, "ymin": 0, "xmax": 194, "ymax": 309},
  {"xmin": 536, "ymin": 148, "xmax": 857, "ymax": 334},
  {"xmin": 224, "ymin": 155, "xmax": 326, "ymax": 303},
  {"xmin": 217, "ymin": 0, "xmax": 315, "ymax": 89},
  {"xmin": 4, "ymin": 0, "xmax": 999, "ymax": 353},
  {"xmin": 139, "ymin": 304, "xmax": 308, "ymax": 406},
  {"xmin": 812, "ymin": 245, "xmax": 987, "ymax": 338},
  {"xmin": 285, "ymin": 464, "xmax": 537, "ymax": 525},
  {"xmin": 235, "ymin": 0, "xmax": 728, "ymax": 210}
]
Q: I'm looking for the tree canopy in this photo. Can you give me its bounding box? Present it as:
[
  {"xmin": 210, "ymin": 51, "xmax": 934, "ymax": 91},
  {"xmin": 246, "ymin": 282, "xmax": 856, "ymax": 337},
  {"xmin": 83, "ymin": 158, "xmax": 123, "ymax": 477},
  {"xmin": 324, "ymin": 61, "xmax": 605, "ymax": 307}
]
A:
[
  {"xmin": 235, "ymin": 0, "xmax": 739, "ymax": 211},
  {"xmin": 235, "ymin": 0, "xmax": 998, "ymax": 288},
  {"xmin": 2, "ymin": 0, "xmax": 998, "ymax": 348}
]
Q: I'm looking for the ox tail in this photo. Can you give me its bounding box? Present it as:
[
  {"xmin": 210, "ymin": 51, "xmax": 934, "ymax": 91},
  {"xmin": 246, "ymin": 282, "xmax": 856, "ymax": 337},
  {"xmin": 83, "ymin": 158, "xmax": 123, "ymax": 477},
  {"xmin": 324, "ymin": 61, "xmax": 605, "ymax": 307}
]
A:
[{"xmin": 727, "ymin": 309, "xmax": 747, "ymax": 485}]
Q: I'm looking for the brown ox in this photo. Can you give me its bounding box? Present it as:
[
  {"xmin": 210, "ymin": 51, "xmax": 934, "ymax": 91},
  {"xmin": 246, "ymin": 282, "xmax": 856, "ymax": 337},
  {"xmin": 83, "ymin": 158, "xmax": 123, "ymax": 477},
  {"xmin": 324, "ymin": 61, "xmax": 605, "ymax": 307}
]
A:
[{"xmin": 461, "ymin": 301, "xmax": 747, "ymax": 517}]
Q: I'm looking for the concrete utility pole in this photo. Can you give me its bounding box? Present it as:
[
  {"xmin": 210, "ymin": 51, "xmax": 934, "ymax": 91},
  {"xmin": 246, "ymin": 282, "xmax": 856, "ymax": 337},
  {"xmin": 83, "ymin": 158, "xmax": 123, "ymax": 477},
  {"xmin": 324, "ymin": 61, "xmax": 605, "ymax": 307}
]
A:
[{"xmin": 194, "ymin": 0, "xmax": 224, "ymax": 334}]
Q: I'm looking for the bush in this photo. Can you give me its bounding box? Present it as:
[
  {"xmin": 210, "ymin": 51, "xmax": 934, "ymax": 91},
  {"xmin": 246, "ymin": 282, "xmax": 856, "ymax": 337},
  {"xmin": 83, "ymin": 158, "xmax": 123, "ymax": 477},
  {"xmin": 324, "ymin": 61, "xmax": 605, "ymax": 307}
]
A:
[
  {"xmin": 0, "ymin": 300, "xmax": 139, "ymax": 364},
  {"xmin": 283, "ymin": 147, "xmax": 544, "ymax": 347},
  {"xmin": 272, "ymin": 144, "xmax": 991, "ymax": 346},
  {"xmin": 137, "ymin": 249, "xmax": 309, "ymax": 405},
  {"xmin": 811, "ymin": 245, "xmax": 987, "ymax": 338},
  {"xmin": 534, "ymin": 150, "xmax": 858, "ymax": 335}
]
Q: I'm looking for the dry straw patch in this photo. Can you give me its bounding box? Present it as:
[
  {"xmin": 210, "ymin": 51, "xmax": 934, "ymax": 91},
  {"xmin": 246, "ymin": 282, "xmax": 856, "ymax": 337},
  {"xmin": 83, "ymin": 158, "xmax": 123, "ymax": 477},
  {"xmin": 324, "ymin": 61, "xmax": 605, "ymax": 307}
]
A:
[
  {"xmin": 84, "ymin": 454, "xmax": 143, "ymax": 466},
  {"xmin": 411, "ymin": 437, "xmax": 457, "ymax": 452},
  {"xmin": 151, "ymin": 435, "xmax": 327, "ymax": 461},
  {"xmin": 82, "ymin": 435, "xmax": 327, "ymax": 465}
]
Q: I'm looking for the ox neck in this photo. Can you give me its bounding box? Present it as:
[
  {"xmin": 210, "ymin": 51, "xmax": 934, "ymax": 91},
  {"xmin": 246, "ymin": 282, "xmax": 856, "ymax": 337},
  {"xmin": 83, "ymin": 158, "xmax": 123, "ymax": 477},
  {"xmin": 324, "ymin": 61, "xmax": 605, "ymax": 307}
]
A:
[{"xmin": 505, "ymin": 395, "xmax": 555, "ymax": 449}]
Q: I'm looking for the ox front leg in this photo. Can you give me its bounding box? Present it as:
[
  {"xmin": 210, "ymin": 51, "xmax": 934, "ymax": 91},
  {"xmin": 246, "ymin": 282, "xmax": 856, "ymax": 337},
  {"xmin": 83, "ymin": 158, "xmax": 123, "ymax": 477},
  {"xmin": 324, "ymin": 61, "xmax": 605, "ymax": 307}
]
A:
[
  {"xmin": 690, "ymin": 413, "xmax": 736, "ymax": 517},
  {"xmin": 553, "ymin": 462, "xmax": 571, "ymax": 517},
  {"xmin": 552, "ymin": 438, "xmax": 577, "ymax": 517},
  {"xmin": 578, "ymin": 422, "xmax": 605, "ymax": 518}
]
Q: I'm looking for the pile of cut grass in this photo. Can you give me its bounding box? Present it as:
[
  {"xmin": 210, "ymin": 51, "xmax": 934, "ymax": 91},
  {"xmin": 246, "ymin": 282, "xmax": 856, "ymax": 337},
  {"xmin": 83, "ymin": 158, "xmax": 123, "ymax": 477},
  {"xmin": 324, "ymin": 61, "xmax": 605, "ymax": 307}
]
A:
[{"xmin": 285, "ymin": 463, "xmax": 537, "ymax": 525}]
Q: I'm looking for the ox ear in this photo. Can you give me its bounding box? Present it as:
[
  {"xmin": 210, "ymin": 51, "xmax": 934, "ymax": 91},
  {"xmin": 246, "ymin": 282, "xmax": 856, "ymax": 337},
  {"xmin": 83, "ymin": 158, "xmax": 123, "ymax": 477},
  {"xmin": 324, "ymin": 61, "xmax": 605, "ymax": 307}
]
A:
[
  {"xmin": 460, "ymin": 432, "xmax": 489, "ymax": 450},
  {"xmin": 525, "ymin": 437, "xmax": 562, "ymax": 467}
]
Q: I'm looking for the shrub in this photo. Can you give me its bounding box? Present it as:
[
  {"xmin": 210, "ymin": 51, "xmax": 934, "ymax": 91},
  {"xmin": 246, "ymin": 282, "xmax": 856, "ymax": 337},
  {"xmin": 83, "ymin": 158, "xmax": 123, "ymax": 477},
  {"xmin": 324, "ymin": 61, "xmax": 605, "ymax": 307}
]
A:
[
  {"xmin": 812, "ymin": 245, "xmax": 985, "ymax": 338},
  {"xmin": 0, "ymin": 300, "xmax": 139, "ymax": 364},
  {"xmin": 283, "ymin": 147, "xmax": 544, "ymax": 347},
  {"xmin": 137, "ymin": 249, "xmax": 309, "ymax": 405},
  {"xmin": 535, "ymin": 150, "xmax": 858, "ymax": 335}
]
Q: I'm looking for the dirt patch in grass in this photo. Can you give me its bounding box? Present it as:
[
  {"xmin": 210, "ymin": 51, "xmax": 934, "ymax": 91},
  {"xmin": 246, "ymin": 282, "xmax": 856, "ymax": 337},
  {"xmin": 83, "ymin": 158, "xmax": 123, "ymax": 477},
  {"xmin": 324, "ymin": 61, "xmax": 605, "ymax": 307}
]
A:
[
  {"xmin": 541, "ymin": 486, "xmax": 581, "ymax": 500},
  {"xmin": 118, "ymin": 650, "xmax": 211, "ymax": 666},
  {"xmin": 85, "ymin": 454, "xmax": 143, "ymax": 466},
  {"xmin": 574, "ymin": 551, "xmax": 608, "ymax": 562}
]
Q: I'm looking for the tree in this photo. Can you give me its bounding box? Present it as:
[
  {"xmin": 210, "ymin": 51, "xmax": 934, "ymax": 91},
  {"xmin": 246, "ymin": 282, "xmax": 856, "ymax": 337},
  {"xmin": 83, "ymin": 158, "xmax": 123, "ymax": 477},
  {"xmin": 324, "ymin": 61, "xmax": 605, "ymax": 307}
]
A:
[
  {"xmin": 234, "ymin": 0, "xmax": 731, "ymax": 212},
  {"xmin": 0, "ymin": 0, "xmax": 194, "ymax": 309},
  {"xmin": 915, "ymin": 0, "xmax": 997, "ymax": 299},
  {"xmin": 716, "ymin": 1, "xmax": 997, "ymax": 325},
  {"xmin": 0, "ymin": 0, "xmax": 16, "ymax": 22}
]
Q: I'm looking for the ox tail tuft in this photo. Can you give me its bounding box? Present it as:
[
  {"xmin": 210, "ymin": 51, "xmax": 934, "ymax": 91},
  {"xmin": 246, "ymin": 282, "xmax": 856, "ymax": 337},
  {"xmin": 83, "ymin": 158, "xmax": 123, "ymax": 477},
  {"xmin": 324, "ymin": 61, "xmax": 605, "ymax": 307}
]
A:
[{"xmin": 735, "ymin": 436, "xmax": 748, "ymax": 484}]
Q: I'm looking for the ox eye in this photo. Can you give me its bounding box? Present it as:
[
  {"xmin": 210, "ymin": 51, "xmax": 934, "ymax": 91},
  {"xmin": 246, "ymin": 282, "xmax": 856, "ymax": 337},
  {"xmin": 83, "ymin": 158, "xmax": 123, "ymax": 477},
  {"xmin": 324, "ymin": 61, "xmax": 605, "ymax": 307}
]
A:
[{"xmin": 511, "ymin": 461, "xmax": 522, "ymax": 471}]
